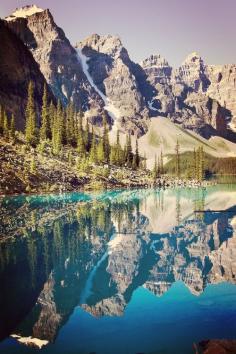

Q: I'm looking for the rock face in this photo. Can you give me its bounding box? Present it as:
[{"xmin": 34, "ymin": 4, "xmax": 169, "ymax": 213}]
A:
[
  {"xmin": 0, "ymin": 19, "xmax": 54, "ymax": 129},
  {"xmin": 5, "ymin": 6, "xmax": 103, "ymax": 115},
  {"xmin": 77, "ymin": 34, "xmax": 150, "ymax": 135},
  {"xmin": 141, "ymin": 52, "xmax": 234, "ymax": 140},
  {"xmin": 207, "ymin": 64, "xmax": 236, "ymax": 131},
  {"xmin": 3, "ymin": 6, "xmax": 236, "ymax": 141}
]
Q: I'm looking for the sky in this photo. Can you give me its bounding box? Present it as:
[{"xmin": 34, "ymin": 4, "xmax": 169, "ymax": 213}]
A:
[{"xmin": 1, "ymin": 0, "xmax": 236, "ymax": 67}]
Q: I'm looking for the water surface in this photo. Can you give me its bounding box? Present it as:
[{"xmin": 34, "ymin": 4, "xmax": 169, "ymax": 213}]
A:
[{"xmin": 0, "ymin": 186, "xmax": 236, "ymax": 354}]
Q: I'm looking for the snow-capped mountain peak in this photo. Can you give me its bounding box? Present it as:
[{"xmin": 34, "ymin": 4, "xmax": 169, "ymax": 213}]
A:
[{"xmin": 5, "ymin": 5, "xmax": 44, "ymax": 21}]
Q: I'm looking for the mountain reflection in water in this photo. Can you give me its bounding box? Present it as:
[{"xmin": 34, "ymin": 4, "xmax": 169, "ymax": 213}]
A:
[{"xmin": 0, "ymin": 186, "xmax": 236, "ymax": 354}]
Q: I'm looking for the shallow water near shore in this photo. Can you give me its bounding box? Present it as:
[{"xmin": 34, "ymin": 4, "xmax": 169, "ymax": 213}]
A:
[{"xmin": 1, "ymin": 185, "xmax": 236, "ymax": 354}]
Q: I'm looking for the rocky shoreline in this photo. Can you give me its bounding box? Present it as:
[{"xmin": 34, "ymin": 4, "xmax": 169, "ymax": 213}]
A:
[{"xmin": 0, "ymin": 138, "xmax": 216, "ymax": 197}]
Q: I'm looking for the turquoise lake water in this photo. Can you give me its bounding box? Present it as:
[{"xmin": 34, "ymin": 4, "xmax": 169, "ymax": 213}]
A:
[{"xmin": 0, "ymin": 185, "xmax": 236, "ymax": 354}]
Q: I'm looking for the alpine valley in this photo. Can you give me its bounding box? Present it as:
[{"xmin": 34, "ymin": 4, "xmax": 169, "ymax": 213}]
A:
[{"xmin": 1, "ymin": 4, "xmax": 236, "ymax": 354}]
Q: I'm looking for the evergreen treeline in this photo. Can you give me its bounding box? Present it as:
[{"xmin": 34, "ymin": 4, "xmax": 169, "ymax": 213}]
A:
[
  {"xmin": 165, "ymin": 146, "xmax": 236, "ymax": 178},
  {"xmin": 2, "ymin": 81, "xmax": 236, "ymax": 180},
  {"xmin": 152, "ymin": 142, "xmax": 205, "ymax": 181},
  {"xmin": 0, "ymin": 81, "xmax": 143, "ymax": 170}
]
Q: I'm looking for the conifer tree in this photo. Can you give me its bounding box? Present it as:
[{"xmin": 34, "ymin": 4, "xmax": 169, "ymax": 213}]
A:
[
  {"xmin": 193, "ymin": 148, "xmax": 197, "ymax": 179},
  {"xmin": 52, "ymin": 100, "xmax": 63, "ymax": 155},
  {"xmin": 89, "ymin": 127, "xmax": 97, "ymax": 163},
  {"xmin": 9, "ymin": 113, "xmax": 15, "ymax": 139},
  {"xmin": 78, "ymin": 110, "xmax": 83, "ymax": 134},
  {"xmin": 115, "ymin": 130, "xmax": 123, "ymax": 165},
  {"xmin": 25, "ymin": 81, "xmax": 37, "ymax": 145},
  {"xmin": 197, "ymin": 146, "xmax": 204, "ymax": 181},
  {"xmin": 68, "ymin": 151, "xmax": 73, "ymax": 166},
  {"xmin": 0, "ymin": 106, "xmax": 3, "ymax": 135},
  {"xmin": 175, "ymin": 140, "xmax": 180, "ymax": 178},
  {"xmin": 40, "ymin": 84, "xmax": 50, "ymax": 141},
  {"xmin": 3, "ymin": 111, "xmax": 9, "ymax": 138},
  {"xmin": 153, "ymin": 155, "xmax": 158, "ymax": 180},
  {"xmin": 30, "ymin": 156, "xmax": 36, "ymax": 173},
  {"xmin": 84, "ymin": 118, "xmax": 90, "ymax": 151},
  {"xmin": 160, "ymin": 150, "xmax": 164, "ymax": 175},
  {"xmin": 66, "ymin": 103, "xmax": 74, "ymax": 146},
  {"xmin": 125, "ymin": 133, "xmax": 133, "ymax": 167},
  {"xmin": 73, "ymin": 110, "xmax": 79, "ymax": 144},
  {"xmin": 77, "ymin": 132, "xmax": 85, "ymax": 157},
  {"xmin": 97, "ymin": 136, "xmax": 105, "ymax": 163},
  {"xmin": 143, "ymin": 152, "xmax": 147, "ymax": 170},
  {"xmin": 157, "ymin": 156, "xmax": 161, "ymax": 177},
  {"xmin": 77, "ymin": 110, "xmax": 85, "ymax": 156},
  {"xmin": 110, "ymin": 146, "xmax": 117, "ymax": 165},
  {"xmin": 48, "ymin": 101, "xmax": 55, "ymax": 137},
  {"xmin": 133, "ymin": 139, "xmax": 140, "ymax": 169},
  {"xmin": 102, "ymin": 114, "xmax": 110, "ymax": 163},
  {"xmin": 60, "ymin": 106, "xmax": 66, "ymax": 145}
]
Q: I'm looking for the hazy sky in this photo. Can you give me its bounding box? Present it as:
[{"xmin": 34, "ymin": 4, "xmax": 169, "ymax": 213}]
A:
[{"xmin": 1, "ymin": 0, "xmax": 236, "ymax": 67}]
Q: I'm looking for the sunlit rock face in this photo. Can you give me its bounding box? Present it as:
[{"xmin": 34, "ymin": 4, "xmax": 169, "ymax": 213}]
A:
[
  {"xmin": 77, "ymin": 34, "xmax": 150, "ymax": 135},
  {"xmin": 141, "ymin": 52, "xmax": 234, "ymax": 140},
  {"xmin": 207, "ymin": 64, "xmax": 236, "ymax": 131},
  {"xmin": 5, "ymin": 7, "xmax": 103, "ymax": 114},
  {"xmin": 175, "ymin": 52, "xmax": 210, "ymax": 92}
]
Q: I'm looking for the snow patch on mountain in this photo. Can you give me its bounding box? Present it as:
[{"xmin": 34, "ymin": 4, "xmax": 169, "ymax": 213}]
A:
[
  {"xmin": 76, "ymin": 48, "xmax": 121, "ymax": 123},
  {"xmin": 148, "ymin": 98, "xmax": 158, "ymax": 111},
  {"xmin": 5, "ymin": 5, "xmax": 44, "ymax": 21}
]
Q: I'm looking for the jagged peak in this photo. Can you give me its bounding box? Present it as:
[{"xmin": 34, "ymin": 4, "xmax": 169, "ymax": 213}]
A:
[
  {"xmin": 140, "ymin": 54, "xmax": 170, "ymax": 68},
  {"xmin": 79, "ymin": 33, "xmax": 123, "ymax": 48},
  {"xmin": 5, "ymin": 4, "xmax": 44, "ymax": 21},
  {"xmin": 78, "ymin": 33, "xmax": 125, "ymax": 58},
  {"xmin": 182, "ymin": 51, "xmax": 203, "ymax": 65}
]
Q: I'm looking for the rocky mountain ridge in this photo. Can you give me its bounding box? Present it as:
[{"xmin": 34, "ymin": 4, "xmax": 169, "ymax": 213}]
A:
[
  {"xmin": 3, "ymin": 5, "xmax": 236, "ymax": 143},
  {"xmin": 5, "ymin": 7, "xmax": 103, "ymax": 118}
]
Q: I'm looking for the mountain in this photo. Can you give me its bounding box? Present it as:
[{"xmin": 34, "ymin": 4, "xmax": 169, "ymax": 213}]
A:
[
  {"xmin": 4, "ymin": 5, "xmax": 236, "ymax": 150},
  {"xmin": 5, "ymin": 5, "xmax": 104, "ymax": 119},
  {"xmin": 77, "ymin": 34, "xmax": 236, "ymax": 140},
  {"xmin": 138, "ymin": 117, "xmax": 236, "ymax": 168},
  {"xmin": 0, "ymin": 19, "xmax": 54, "ymax": 129},
  {"xmin": 76, "ymin": 34, "xmax": 151, "ymax": 135},
  {"xmin": 141, "ymin": 52, "xmax": 235, "ymax": 141}
]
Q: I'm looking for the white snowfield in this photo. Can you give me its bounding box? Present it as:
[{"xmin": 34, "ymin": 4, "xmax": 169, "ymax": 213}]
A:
[
  {"xmin": 76, "ymin": 48, "xmax": 121, "ymax": 125},
  {"xmin": 148, "ymin": 98, "xmax": 158, "ymax": 111},
  {"xmin": 5, "ymin": 5, "xmax": 44, "ymax": 21}
]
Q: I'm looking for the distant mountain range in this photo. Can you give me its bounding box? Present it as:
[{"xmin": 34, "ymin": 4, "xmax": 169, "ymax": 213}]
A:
[{"xmin": 1, "ymin": 4, "xmax": 236, "ymax": 159}]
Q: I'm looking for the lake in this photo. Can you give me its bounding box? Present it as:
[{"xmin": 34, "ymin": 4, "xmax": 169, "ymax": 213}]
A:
[{"xmin": 0, "ymin": 186, "xmax": 236, "ymax": 354}]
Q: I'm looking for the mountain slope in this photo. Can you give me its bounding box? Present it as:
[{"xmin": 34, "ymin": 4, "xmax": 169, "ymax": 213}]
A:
[
  {"xmin": 0, "ymin": 19, "xmax": 54, "ymax": 129},
  {"xmin": 4, "ymin": 5, "xmax": 236, "ymax": 149},
  {"xmin": 77, "ymin": 34, "xmax": 150, "ymax": 135},
  {"xmin": 5, "ymin": 6, "xmax": 103, "ymax": 117},
  {"xmin": 141, "ymin": 53, "xmax": 235, "ymax": 141},
  {"xmin": 138, "ymin": 117, "xmax": 236, "ymax": 168}
]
